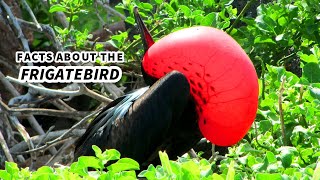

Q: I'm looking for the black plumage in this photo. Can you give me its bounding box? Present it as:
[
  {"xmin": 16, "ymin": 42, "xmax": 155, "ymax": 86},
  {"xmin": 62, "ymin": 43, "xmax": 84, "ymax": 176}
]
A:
[{"xmin": 74, "ymin": 71, "xmax": 202, "ymax": 167}]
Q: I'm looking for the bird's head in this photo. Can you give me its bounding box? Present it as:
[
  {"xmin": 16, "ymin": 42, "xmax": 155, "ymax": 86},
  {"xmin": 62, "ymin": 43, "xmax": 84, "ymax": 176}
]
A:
[{"xmin": 133, "ymin": 8, "xmax": 259, "ymax": 146}]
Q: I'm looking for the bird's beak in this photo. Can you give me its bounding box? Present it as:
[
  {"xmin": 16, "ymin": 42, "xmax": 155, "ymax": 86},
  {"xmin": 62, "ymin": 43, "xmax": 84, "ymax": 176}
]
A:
[{"xmin": 133, "ymin": 7, "xmax": 154, "ymax": 52}]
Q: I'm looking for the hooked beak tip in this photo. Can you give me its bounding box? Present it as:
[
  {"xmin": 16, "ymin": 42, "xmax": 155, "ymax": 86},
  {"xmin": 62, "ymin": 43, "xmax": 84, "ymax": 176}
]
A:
[{"xmin": 133, "ymin": 7, "xmax": 154, "ymax": 52}]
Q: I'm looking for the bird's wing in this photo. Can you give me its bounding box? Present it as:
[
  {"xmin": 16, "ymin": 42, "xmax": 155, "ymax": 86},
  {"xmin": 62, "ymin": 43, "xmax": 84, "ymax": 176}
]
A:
[
  {"xmin": 74, "ymin": 71, "xmax": 192, "ymax": 165},
  {"xmin": 74, "ymin": 87, "xmax": 149, "ymax": 160}
]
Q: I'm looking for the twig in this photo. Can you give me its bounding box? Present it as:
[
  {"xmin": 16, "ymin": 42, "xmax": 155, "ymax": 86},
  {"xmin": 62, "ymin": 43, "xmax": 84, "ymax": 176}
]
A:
[
  {"xmin": 45, "ymin": 138, "xmax": 75, "ymax": 166},
  {"xmin": 188, "ymin": 149, "xmax": 198, "ymax": 159},
  {"xmin": 6, "ymin": 76, "xmax": 82, "ymax": 96},
  {"xmin": 254, "ymin": 121, "xmax": 271, "ymax": 150},
  {"xmin": 0, "ymin": 0, "xmax": 31, "ymax": 55},
  {"xmin": 6, "ymin": 76, "xmax": 113, "ymax": 103},
  {"xmin": 36, "ymin": 126, "xmax": 55, "ymax": 148},
  {"xmin": 79, "ymin": 83, "xmax": 113, "ymax": 103},
  {"xmin": 102, "ymin": 83, "xmax": 124, "ymax": 99},
  {"xmin": 227, "ymin": 0, "xmax": 256, "ymax": 34},
  {"xmin": 39, "ymin": 0, "xmax": 68, "ymax": 28},
  {"xmin": 0, "ymin": 100, "xmax": 89, "ymax": 119},
  {"xmin": 12, "ymin": 108, "xmax": 102, "ymax": 154},
  {"xmin": 19, "ymin": 0, "xmax": 42, "ymax": 31},
  {"xmin": 0, "ymin": 130, "xmax": 14, "ymax": 162},
  {"xmin": 0, "ymin": 71, "xmax": 57, "ymax": 154},
  {"xmin": 10, "ymin": 129, "xmax": 85, "ymax": 153},
  {"xmin": 0, "ymin": 112, "xmax": 15, "ymax": 144},
  {"xmin": 96, "ymin": 0, "xmax": 126, "ymax": 20},
  {"xmin": 255, "ymin": 56, "xmax": 266, "ymax": 100},
  {"xmin": 279, "ymin": 76, "xmax": 286, "ymax": 145},
  {"xmin": 8, "ymin": 115, "xmax": 36, "ymax": 169},
  {"xmin": 94, "ymin": 0, "xmax": 106, "ymax": 25},
  {"xmin": 17, "ymin": 18, "xmax": 63, "ymax": 51}
]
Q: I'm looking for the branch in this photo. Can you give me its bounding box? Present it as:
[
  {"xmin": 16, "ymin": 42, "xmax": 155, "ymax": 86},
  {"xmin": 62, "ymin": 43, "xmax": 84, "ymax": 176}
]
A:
[
  {"xmin": 6, "ymin": 76, "xmax": 82, "ymax": 96},
  {"xmin": 17, "ymin": 18, "xmax": 63, "ymax": 51},
  {"xmin": 79, "ymin": 84, "xmax": 113, "ymax": 103},
  {"xmin": 10, "ymin": 129, "xmax": 85, "ymax": 153},
  {"xmin": 0, "ymin": 100, "xmax": 89, "ymax": 119},
  {"xmin": 6, "ymin": 76, "xmax": 113, "ymax": 103},
  {"xmin": 8, "ymin": 115, "xmax": 37, "ymax": 168},
  {"xmin": 279, "ymin": 76, "xmax": 286, "ymax": 145},
  {"xmin": 11, "ymin": 108, "xmax": 101, "ymax": 154},
  {"xmin": 0, "ymin": 130, "xmax": 14, "ymax": 162},
  {"xmin": 227, "ymin": 0, "xmax": 256, "ymax": 34},
  {"xmin": 96, "ymin": 0, "xmax": 126, "ymax": 20},
  {"xmin": 45, "ymin": 138, "xmax": 75, "ymax": 166},
  {"xmin": 0, "ymin": 0, "xmax": 31, "ymax": 54},
  {"xmin": 19, "ymin": 0, "xmax": 42, "ymax": 31},
  {"xmin": 0, "ymin": 71, "xmax": 57, "ymax": 154}
]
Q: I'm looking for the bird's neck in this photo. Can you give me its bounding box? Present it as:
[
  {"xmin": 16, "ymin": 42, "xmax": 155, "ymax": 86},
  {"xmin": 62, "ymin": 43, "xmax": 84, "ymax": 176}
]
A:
[{"xmin": 141, "ymin": 63, "xmax": 158, "ymax": 86}]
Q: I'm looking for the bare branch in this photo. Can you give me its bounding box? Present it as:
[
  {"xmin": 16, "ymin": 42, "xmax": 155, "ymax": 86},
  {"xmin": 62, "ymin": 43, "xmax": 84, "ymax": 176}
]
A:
[
  {"xmin": 0, "ymin": 0, "xmax": 31, "ymax": 54},
  {"xmin": 6, "ymin": 76, "xmax": 113, "ymax": 103},
  {"xmin": 36, "ymin": 126, "xmax": 55, "ymax": 148},
  {"xmin": 17, "ymin": 18, "xmax": 63, "ymax": 51},
  {"xmin": 10, "ymin": 129, "xmax": 85, "ymax": 153},
  {"xmin": 6, "ymin": 76, "xmax": 82, "ymax": 96},
  {"xmin": 45, "ymin": 138, "xmax": 75, "ymax": 166},
  {"xmin": 0, "ymin": 71, "xmax": 57, "ymax": 154},
  {"xmin": 279, "ymin": 76, "xmax": 286, "ymax": 145},
  {"xmin": 0, "ymin": 130, "xmax": 14, "ymax": 162},
  {"xmin": 8, "ymin": 115, "xmax": 37, "ymax": 169},
  {"xmin": 0, "ymin": 101, "xmax": 89, "ymax": 119},
  {"xmin": 79, "ymin": 83, "xmax": 113, "ymax": 103},
  {"xmin": 19, "ymin": 0, "xmax": 42, "ymax": 31},
  {"xmin": 96, "ymin": 0, "xmax": 126, "ymax": 20},
  {"xmin": 11, "ymin": 108, "xmax": 101, "ymax": 154}
]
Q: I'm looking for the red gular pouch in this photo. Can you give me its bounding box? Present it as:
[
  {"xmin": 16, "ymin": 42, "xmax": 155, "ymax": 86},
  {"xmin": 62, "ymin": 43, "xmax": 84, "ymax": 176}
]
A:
[{"xmin": 142, "ymin": 26, "xmax": 259, "ymax": 146}]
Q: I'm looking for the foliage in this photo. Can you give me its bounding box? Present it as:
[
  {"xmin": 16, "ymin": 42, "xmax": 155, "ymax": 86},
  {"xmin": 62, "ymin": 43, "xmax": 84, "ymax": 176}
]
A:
[
  {"xmin": 0, "ymin": 147, "xmax": 235, "ymax": 179},
  {"xmin": 4, "ymin": 0, "xmax": 320, "ymax": 179}
]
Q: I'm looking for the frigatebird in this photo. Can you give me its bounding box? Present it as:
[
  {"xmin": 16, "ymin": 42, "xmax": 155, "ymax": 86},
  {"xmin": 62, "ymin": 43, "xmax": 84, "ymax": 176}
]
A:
[{"xmin": 74, "ymin": 7, "xmax": 259, "ymax": 168}]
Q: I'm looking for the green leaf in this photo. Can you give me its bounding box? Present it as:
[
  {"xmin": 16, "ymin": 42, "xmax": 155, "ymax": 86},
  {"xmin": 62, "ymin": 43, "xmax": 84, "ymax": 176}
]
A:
[
  {"xmin": 266, "ymin": 151, "xmax": 277, "ymax": 164},
  {"xmin": 107, "ymin": 158, "xmax": 140, "ymax": 172},
  {"xmin": 139, "ymin": 3, "xmax": 153, "ymax": 11},
  {"xmin": 78, "ymin": 156, "xmax": 102, "ymax": 170},
  {"xmin": 92, "ymin": 145, "xmax": 102, "ymax": 158},
  {"xmin": 5, "ymin": 162, "xmax": 19, "ymax": 177},
  {"xmin": 49, "ymin": 4, "xmax": 68, "ymax": 13},
  {"xmin": 298, "ymin": 52, "xmax": 318, "ymax": 63},
  {"xmin": 201, "ymin": 12, "xmax": 216, "ymax": 26},
  {"xmin": 313, "ymin": 161, "xmax": 320, "ymax": 180},
  {"xmin": 254, "ymin": 36, "xmax": 276, "ymax": 44},
  {"xmin": 0, "ymin": 170, "xmax": 11, "ymax": 180},
  {"xmin": 280, "ymin": 149, "xmax": 294, "ymax": 168},
  {"xmin": 125, "ymin": 17, "xmax": 135, "ymax": 25},
  {"xmin": 226, "ymin": 161, "xmax": 235, "ymax": 180},
  {"xmin": 103, "ymin": 149, "xmax": 121, "ymax": 161},
  {"xmin": 159, "ymin": 151, "xmax": 173, "ymax": 175},
  {"xmin": 181, "ymin": 160, "xmax": 200, "ymax": 179},
  {"xmin": 179, "ymin": 5, "xmax": 191, "ymax": 17},
  {"xmin": 303, "ymin": 63, "xmax": 320, "ymax": 83},
  {"xmin": 154, "ymin": 0, "xmax": 162, "ymax": 5},
  {"xmin": 275, "ymin": 34, "xmax": 284, "ymax": 41},
  {"xmin": 36, "ymin": 166, "xmax": 54, "ymax": 173},
  {"xmin": 278, "ymin": 16, "xmax": 287, "ymax": 26},
  {"xmin": 212, "ymin": 173, "xmax": 224, "ymax": 180},
  {"xmin": 309, "ymin": 87, "xmax": 320, "ymax": 100},
  {"xmin": 138, "ymin": 164, "xmax": 157, "ymax": 179},
  {"xmin": 256, "ymin": 173, "xmax": 282, "ymax": 180},
  {"xmin": 252, "ymin": 156, "xmax": 269, "ymax": 171}
]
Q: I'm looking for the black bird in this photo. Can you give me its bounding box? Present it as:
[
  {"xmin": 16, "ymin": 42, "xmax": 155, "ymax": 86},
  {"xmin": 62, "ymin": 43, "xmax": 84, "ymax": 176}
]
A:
[
  {"xmin": 74, "ymin": 9, "xmax": 202, "ymax": 167},
  {"xmin": 74, "ymin": 7, "xmax": 259, "ymax": 168}
]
